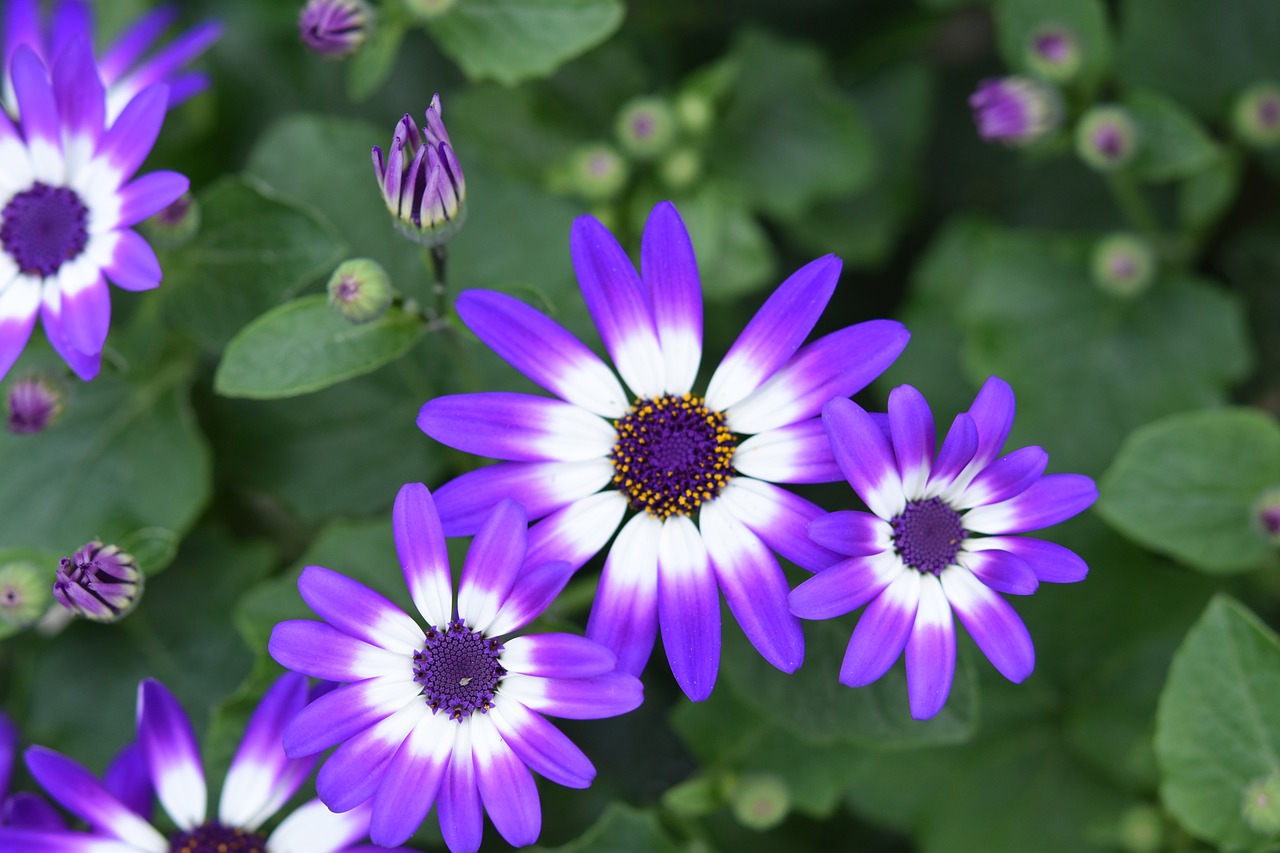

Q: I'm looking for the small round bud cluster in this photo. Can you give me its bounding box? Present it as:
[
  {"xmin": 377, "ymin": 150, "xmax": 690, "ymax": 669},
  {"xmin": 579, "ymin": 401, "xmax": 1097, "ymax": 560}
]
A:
[
  {"xmin": 144, "ymin": 191, "xmax": 201, "ymax": 248},
  {"xmin": 615, "ymin": 96, "xmax": 679, "ymax": 161},
  {"xmin": 6, "ymin": 375, "xmax": 62, "ymax": 435},
  {"xmin": 1091, "ymin": 233, "xmax": 1155, "ymax": 299},
  {"xmin": 299, "ymin": 0, "xmax": 373, "ymax": 59},
  {"xmin": 1025, "ymin": 24, "xmax": 1082, "ymax": 83},
  {"xmin": 565, "ymin": 144, "xmax": 630, "ymax": 202},
  {"xmin": 729, "ymin": 773, "xmax": 790, "ymax": 831},
  {"xmin": 1076, "ymin": 105, "xmax": 1140, "ymax": 171},
  {"xmin": 328, "ymin": 258, "xmax": 392, "ymax": 324},
  {"xmin": 969, "ymin": 76, "xmax": 1061, "ymax": 147},
  {"xmin": 1243, "ymin": 772, "xmax": 1280, "ymax": 837},
  {"xmin": 1232, "ymin": 83, "xmax": 1280, "ymax": 149},
  {"xmin": 0, "ymin": 560, "xmax": 50, "ymax": 628},
  {"xmin": 54, "ymin": 541, "xmax": 143, "ymax": 623}
]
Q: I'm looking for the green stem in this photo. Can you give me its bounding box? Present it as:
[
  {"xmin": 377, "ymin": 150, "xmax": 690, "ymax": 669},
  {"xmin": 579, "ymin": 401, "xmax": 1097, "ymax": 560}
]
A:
[{"xmin": 1106, "ymin": 172, "xmax": 1161, "ymax": 237}]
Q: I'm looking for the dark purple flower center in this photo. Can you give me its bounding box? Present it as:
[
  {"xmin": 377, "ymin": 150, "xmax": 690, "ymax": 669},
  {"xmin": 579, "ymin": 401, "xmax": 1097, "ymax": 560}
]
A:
[
  {"xmin": 169, "ymin": 823, "xmax": 268, "ymax": 853},
  {"xmin": 0, "ymin": 182, "xmax": 90, "ymax": 277},
  {"xmin": 1092, "ymin": 123, "xmax": 1126, "ymax": 159},
  {"xmin": 890, "ymin": 498, "xmax": 967, "ymax": 575},
  {"xmin": 413, "ymin": 619, "xmax": 505, "ymax": 721},
  {"xmin": 610, "ymin": 393, "xmax": 737, "ymax": 519}
]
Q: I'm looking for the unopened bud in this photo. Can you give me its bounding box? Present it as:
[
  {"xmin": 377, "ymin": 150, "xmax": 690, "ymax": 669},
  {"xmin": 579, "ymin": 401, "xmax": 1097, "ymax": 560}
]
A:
[
  {"xmin": 143, "ymin": 191, "xmax": 200, "ymax": 248},
  {"xmin": 53, "ymin": 541, "xmax": 143, "ymax": 623},
  {"xmin": 328, "ymin": 258, "xmax": 392, "ymax": 323},
  {"xmin": 372, "ymin": 95, "xmax": 467, "ymax": 247},
  {"xmin": 6, "ymin": 375, "xmax": 61, "ymax": 435},
  {"xmin": 1025, "ymin": 25, "xmax": 1082, "ymax": 83},
  {"xmin": 1252, "ymin": 486, "xmax": 1280, "ymax": 545},
  {"xmin": 1091, "ymin": 233, "xmax": 1155, "ymax": 298},
  {"xmin": 616, "ymin": 96, "xmax": 678, "ymax": 161},
  {"xmin": 969, "ymin": 76, "xmax": 1061, "ymax": 147},
  {"xmin": 675, "ymin": 90, "xmax": 714, "ymax": 136},
  {"xmin": 1117, "ymin": 804, "xmax": 1164, "ymax": 853},
  {"xmin": 0, "ymin": 561, "xmax": 50, "ymax": 628},
  {"xmin": 566, "ymin": 144, "xmax": 629, "ymax": 201},
  {"xmin": 658, "ymin": 147, "xmax": 702, "ymax": 191},
  {"xmin": 1232, "ymin": 83, "xmax": 1280, "ymax": 149},
  {"xmin": 1243, "ymin": 772, "xmax": 1280, "ymax": 837},
  {"xmin": 299, "ymin": 0, "xmax": 373, "ymax": 59},
  {"xmin": 729, "ymin": 773, "xmax": 790, "ymax": 831},
  {"xmin": 1076, "ymin": 105, "xmax": 1140, "ymax": 171}
]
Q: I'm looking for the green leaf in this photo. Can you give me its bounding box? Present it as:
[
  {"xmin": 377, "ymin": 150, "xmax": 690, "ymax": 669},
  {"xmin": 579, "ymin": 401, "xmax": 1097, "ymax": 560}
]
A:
[
  {"xmin": 346, "ymin": 15, "xmax": 408, "ymax": 101},
  {"xmin": 159, "ymin": 176, "xmax": 346, "ymax": 352},
  {"xmin": 1125, "ymin": 90, "xmax": 1220, "ymax": 182},
  {"xmin": 1096, "ymin": 409, "xmax": 1280, "ymax": 574},
  {"xmin": 529, "ymin": 802, "xmax": 681, "ymax": 853},
  {"xmin": 993, "ymin": 0, "xmax": 1112, "ymax": 87},
  {"xmin": 710, "ymin": 29, "xmax": 876, "ymax": 221},
  {"xmin": 427, "ymin": 0, "xmax": 624, "ymax": 86},
  {"xmin": 1179, "ymin": 150, "xmax": 1242, "ymax": 233},
  {"xmin": 1156, "ymin": 596, "xmax": 1280, "ymax": 851},
  {"xmin": 957, "ymin": 229, "xmax": 1251, "ymax": 475},
  {"xmin": 214, "ymin": 295, "xmax": 427, "ymax": 399},
  {"xmin": 0, "ymin": 356, "xmax": 209, "ymax": 568}
]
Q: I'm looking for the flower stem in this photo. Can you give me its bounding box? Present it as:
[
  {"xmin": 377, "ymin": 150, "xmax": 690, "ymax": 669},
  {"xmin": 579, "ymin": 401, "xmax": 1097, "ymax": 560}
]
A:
[{"xmin": 1106, "ymin": 172, "xmax": 1160, "ymax": 237}]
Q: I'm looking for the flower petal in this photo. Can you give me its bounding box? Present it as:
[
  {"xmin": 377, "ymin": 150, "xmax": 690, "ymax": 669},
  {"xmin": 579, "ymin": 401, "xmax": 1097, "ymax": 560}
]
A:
[
  {"xmin": 716, "ymin": 477, "xmax": 844, "ymax": 571},
  {"xmin": 727, "ymin": 320, "xmax": 910, "ymax": 435},
  {"xmin": 432, "ymin": 459, "xmax": 613, "ymax": 536},
  {"xmin": 473, "ymin": 717, "xmax": 541, "ymax": 848},
  {"xmin": 58, "ymin": 264, "xmax": 110, "ymax": 359},
  {"xmin": 905, "ymin": 573, "xmax": 956, "ymax": 720},
  {"xmin": 967, "ymin": 536, "xmax": 1088, "ymax": 583},
  {"xmin": 458, "ymin": 499, "xmax": 527, "ymax": 634},
  {"xmin": 268, "ymin": 799, "xmax": 374, "ymax": 853},
  {"xmin": 499, "ymin": 672, "xmax": 643, "ymax": 720},
  {"xmin": 501, "ymin": 634, "xmax": 617, "ymax": 679},
  {"xmin": 316, "ymin": 701, "xmax": 427, "ymax": 813},
  {"xmin": 23, "ymin": 747, "xmax": 167, "ymax": 850},
  {"xmin": 284, "ymin": 677, "xmax": 420, "ymax": 759},
  {"xmin": 270, "ymin": 620, "xmax": 409, "ymax": 682},
  {"xmin": 523, "ymin": 490, "xmax": 628, "ymax": 573},
  {"xmin": 700, "ymin": 499, "xmax": 804, "ymax": 673},
  {"xmin": 39, "ymin": 282, "xmax": 99, "ymax": 380},
  {"xmin": 733, "ymin": 419, "xmax": 843, "ymax": 484},
  {"xmin": 585, "ymin": 512, "xmax": 660, "ymax": 676},
  {"xmin": 486, "ymin": 560, "xmax": 576, "ymax": 638},
  {"xmin": 657, "ymin": 515, "xmax": 720, "ymax": 701},
  {"xmin": 92, "ymin": 83, "xmax": 168, "ymax": 182},
  {"xmin": 393, "ymin": 482, "xmax": 454, "ymax": 627},
  {"xmin": 11, "ymin": 47, "xmax": 63, "ymax": 181},
  {"xmin": 108, "ymin": 172, "xmax": 189, "ymax": 229},
  {"xmin": 958, "ymin": 547, "xmax": 1038, "ymax": 596},
  {"xmin": 417, "ymin": 392, "xmax": 615, "ymax": 462},
  {"xmin": 821, "ymin": 397, "xmax": 905, "ymax": 520},
  {"xmin": 961, "ymin": 474, "xmax": 1097, "ymax": 535},
  {"xmin": 51, "ymin": 36, "xmax": 104, "ymax": 166},
  {"xmin": 940, "ymin": 565, "xmax": 1035, "ymax": 683},
  {"xmin": 788, "ymin": 552, "xmax": 902, "ymax": 620},
  {"xmin": 455, "ymin": 289, "xmax": 628, "ymax": 417},
  {"xmin": 888, "ymin": 385, "xmax": 935, "ymax": 499},
  {"xmin": 218, "ymin": 673, "xmax": 314, "ymax": 830},
  {"xmin": 99, "ymin": 229, "xmax": 163, "ymax": 291},
  {"xmin": 368, "ymin": 708, "xmax": 455, "ymax": 848},
  {"xmin": 642, "ymin": 201, "xmax": 702, "ymax": 396},
  {"xmin": 705, "ymin": 255, "xmax": 840, "ymax": 411},
  {"xmin": 955, "ymin": 446, "xmax": 1048, "ymax": 510},
  {"xmin": 927, "ymin": 413, "xmax": 979, "ymax": 498},
  {"xmin": 489, "ymin": 699, "xmax": 594, "ymax": 789},
  {"xmin": 137, "ymin": 679, "xmax": 205, "ymax": 830},
  {"xmin": 436, "ymin": 721, "xmax": 483, "ymax": 853},
  {"xmin": 0, "ymin": 828, "xmax": 151, "ymax": 853},
  {"xmin": 0, "ymin": 276, "xmax": 40, "ymax": 382},
  {"xmin": 295, "ymin": 565, "xmax": 423, "ymax": 655},
  {"xmin": 839, "ymin": 569, "xmax": 920, "ymax": 687},
  {"xmin": 956, "ymin": 376, "xmax": 1016, "ymax": 486},
  {"xmin": 102, "ymin": 743, "xmax": 151, "ymax": 822},
  {"xmin": 807, "ymin": 511, "xmax": 892, "ymax": 558},
  {"xmin": 571, "ymin": 214, "xmax": 665, "ymax": 399}
]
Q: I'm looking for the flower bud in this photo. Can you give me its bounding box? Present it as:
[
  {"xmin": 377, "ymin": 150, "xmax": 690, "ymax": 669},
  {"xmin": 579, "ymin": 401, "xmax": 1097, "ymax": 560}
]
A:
[
  {"xmin": 1232, "ymin": 83, "xmax": 1280, "ymax": 149},
  {"xmin": 675, "ymin": 90, "xmax": 714, "ymax": 136},
  {"xmin": 403, "ymin": 0, "xmax": 457, "ymax": 21},
  {"xmin": 6, "ymin": 375, "xmax": 62, "ymax": 435},
  {"xmin": 658, "ymin": 146, "xmax": 702, "ymax": 191},
  {"xmin": 1025, "ymin": 25, "xmax": 1082, "ymax": 83},
  {"xmin": 1117, "ymin": 804, "xmax": 1164, "ymax": 853},
  {"xmin": 1252, "ymin": 486, "xmax": 1280, "ymax": 545},
  {"xmin": 1091, "ymin": 233, "xmax": 1155, "ymax": 298},
  {"xmin": 1243, "ymin": 772, "xmax": 1280, "ymax": 837},
  {"xmin": 729, "ymin": 773, "xmax": 790, "ymax": 831},
  {"xmin": 328, "ymin": 258, "xmax": 392, "ymax": 323},
  {"xmin": 615, "ymin": 96, "xmax": 679, "ymax": 161},
  {"xmin": 372, "ymin": 95, "xmax": 467, "ymax": 247},
  {"xmin": 565, "ymin": 144, "xmax": 629, "ymax": 201},
  {"xmin": 1076, "ymin": 105, "xmax": 1140, "ymax": 171},
  {"xmin": 969, "ymin": 76, "xmax": 1061, "ymax": 146},
  {"xmin": 298, "ymin": 0, "xmax": 373, "ymax": 59},
  {"xmin": 0, "ymin": 560, "xmax": 50, "ymax": 628},
  {"xmin": 143, "ymin": 191, "xmax": 200, "ymax": 248},
  {"xmin": 53, "ymin": 541, "xmax": 143, "ymax": 623}
]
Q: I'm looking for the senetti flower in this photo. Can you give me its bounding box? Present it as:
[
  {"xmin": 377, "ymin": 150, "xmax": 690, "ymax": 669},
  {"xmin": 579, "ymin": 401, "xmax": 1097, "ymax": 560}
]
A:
[
  {"xmin": 0, "ymin": 674, "xmax": 399, "ymax": 852},
  {"xmin": 789, "ymin": 379, "xmax": 1097, "ymax": 719},
  {"xmin": 418, "ymin": 201, "xmax": 910, "ymax": 701},
  {"xmin": 372, "ymin": 95, "xmax": 466, "ymax": 247},
  {"xmin": 0, "ymin": 43, "xmax": 188, "ymax": 382},
  {"xmin": 269, "ymin": 483, "xmax": 643, "ymax": 852},
  {"xmin": 969, "ymin": 76, "xmax": 1060, "ymax": 146},
  {"xmin": 3, "ymin": 0, "xmax": 222, "ymax": 121}
]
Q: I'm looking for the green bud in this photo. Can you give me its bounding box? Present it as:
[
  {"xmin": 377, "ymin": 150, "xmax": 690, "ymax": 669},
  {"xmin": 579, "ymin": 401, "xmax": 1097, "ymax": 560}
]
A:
[
  {"xmin": 1232, "ymin": 83, "xmax": 1280, "ymax": 149},
  {"xmin": 142, "ymin": 191, "xmax": 200, "ymax": 248},
  {"xmin": 566, "ymin": 144, "xmax": 630, "ymax": 201},
  {"xmin": 675, "ymin": 89, "xmax": 714, "ymax": 136},
  {"xmin": 657, "ymin": 146, "xmax": 702, "ymax": 191},
  {"xmin": 1117, "ymin": 805, "xmax": 1164, "ymax": 853},
  {"xmin": 1091, "ymin": 232, "xmax": 1155, "ymax": 298},
  {"xmin": 1025, "ymin": 24, "xmax": 1082, "ymax": 83},
  {"xmin": 328, "ymin": 258, "xmax": 393, "ymax": 324},
  {"xmin": 616, "ymin": 96, "xmax": 678, "ymax": 161},
  {"xmin": 403, "ymin": 0, "xmax": 456, "ymax": 21},
  {"xmin": 0, "ymin": 561, "xmax": 50, "ymax": 628},
  {"xmin": 729, "ymin": 773, "xmax": 790, "ymax": 831},
  {"xmin": 1076, "ymin": 105, "xmax": 1140, "ymax": 171},
  {"xmin": 1243, "ymin": 772, "xmax": 1280, "ymax": 837}
]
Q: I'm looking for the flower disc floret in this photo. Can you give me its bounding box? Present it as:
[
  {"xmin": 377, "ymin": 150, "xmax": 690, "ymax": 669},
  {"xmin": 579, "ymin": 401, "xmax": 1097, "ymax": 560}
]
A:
[
  {"xmin": 414, "ymin": 619, "xmax": 506, "ymax": 720},
  {"xmin": 169, "ymin": 823, "xmax": 268, "ymax": 853},
  {"xmin": 611, "ymin": 393, "xmax": 737, "ymax": 519},
  {"xmin": 0, "ymin": 183, "xmax": 89, "ymax": 277},
  {"xmin": 891, "ymin": 498, "xmax": 966, "ymax": 575}
]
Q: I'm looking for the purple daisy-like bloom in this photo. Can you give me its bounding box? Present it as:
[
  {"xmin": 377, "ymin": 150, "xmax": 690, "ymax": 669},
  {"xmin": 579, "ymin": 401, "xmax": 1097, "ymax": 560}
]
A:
[
  {"xmin": 0, "ymin": 673, "xmax": 400, "ymax": 852},
  {"xmin": 0, "ymin": 41, "xmax": 188, "ymax": 382},
  {"xmin": 3, "ymin": 0, "xmax": 221, "ymax": 121},
  {"xmin": 269, "ymin": 483, "xmax": 643, "ymax": 852},
  {"xmin": 969, "ymin": 76, "xmax": 1059, "ymax": 146},
  {"xmin": 417, "ymin": 201, "xmax": 910, "ymax": 701},
  {"xmin": 789, "ymin": 378, "xmax": 1097, "ymax": 719}
]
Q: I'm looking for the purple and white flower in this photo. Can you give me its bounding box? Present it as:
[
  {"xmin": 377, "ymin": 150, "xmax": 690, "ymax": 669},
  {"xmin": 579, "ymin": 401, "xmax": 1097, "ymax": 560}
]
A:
[
  {"xmin": 3, "ymin": 0, "xmax": 222, "ymax": 121},
  {"xmin": 0, "ymin": 673, "xmax": 395, "ymax": 852},
  {"xmin": 269, "ymin": 482, "xmax": 644, "ymax": 852},
  {"xmin": 0, "ymin": 40, "xmax": 188, "ymax": 381},
  {"xmin": 789, "ymin": 378, "xmax": 1097, "ymax": 719},
  {"xmin": 969, "ymin": 76, "xmax": 1060, "ymax": 146},
  {"xmin": 417, "ymin": 201, "xmax": 910, "ymax": 700}
]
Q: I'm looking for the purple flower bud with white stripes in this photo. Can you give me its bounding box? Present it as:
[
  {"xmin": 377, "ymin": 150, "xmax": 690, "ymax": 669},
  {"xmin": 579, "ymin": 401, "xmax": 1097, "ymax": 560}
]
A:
[
  {"xmin": 970, "ymin": 76, "xmax": 1060, "ymax": 146},
  {"xmin": 53, "ymin": 540, "xmax": 142, "ymax": 622},
  {"xmin": 372, "ymin": 94, "xmax": 466, "ymax": 248},
  {"xmin": 6, "ymin": 374, "xmax": 61, "ymax": 434},
  {"xmin": 298, "ymin": 0, "xmax": 373, "ymax": 59}
]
